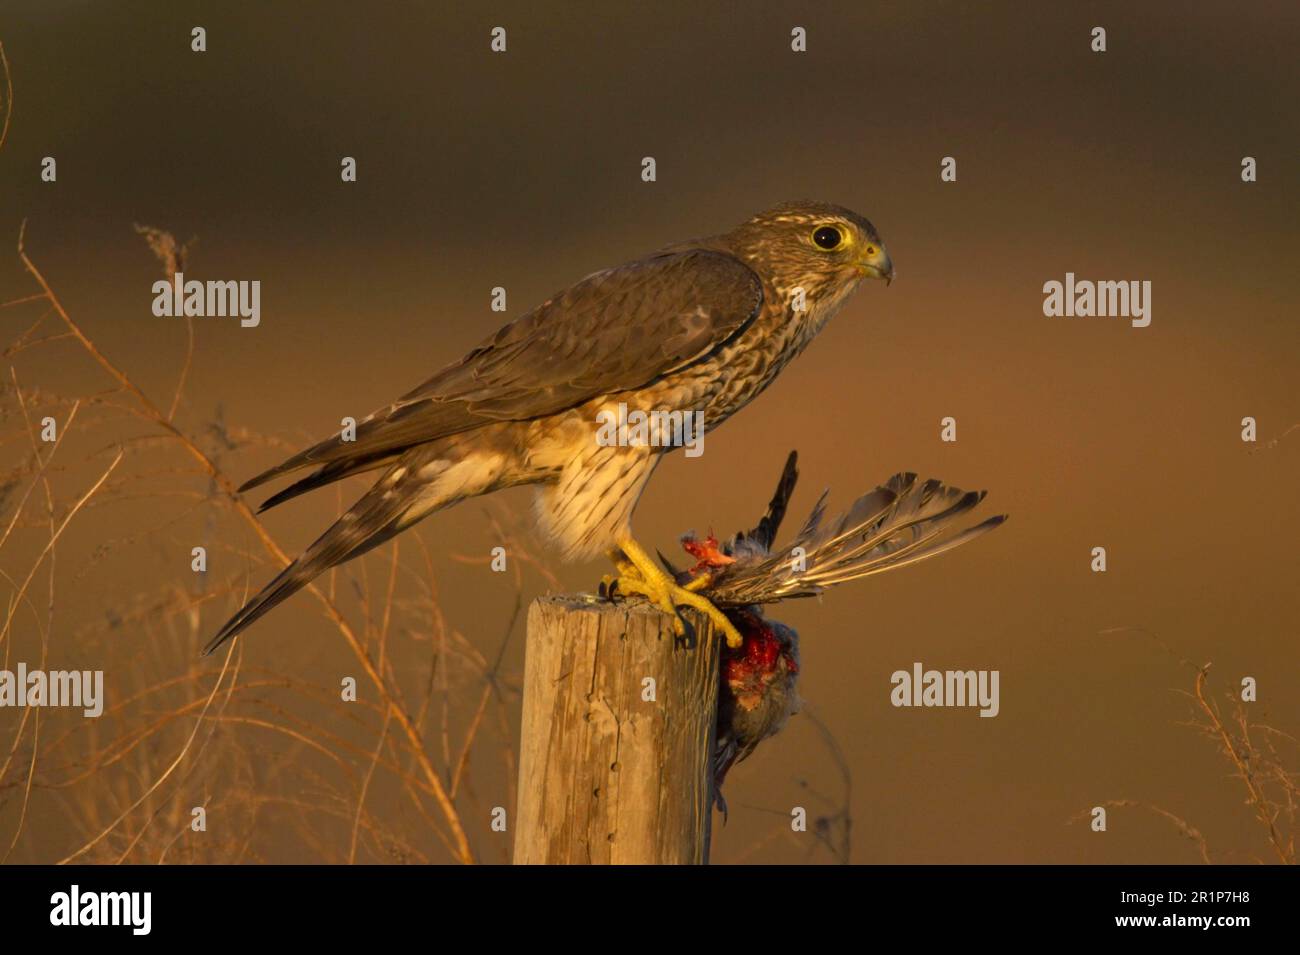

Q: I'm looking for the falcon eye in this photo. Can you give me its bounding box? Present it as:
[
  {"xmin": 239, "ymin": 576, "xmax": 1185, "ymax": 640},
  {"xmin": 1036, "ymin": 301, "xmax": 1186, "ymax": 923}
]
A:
[{"xmin": 812, "ymin": 226, "xmax": 843, "ymax": 250}]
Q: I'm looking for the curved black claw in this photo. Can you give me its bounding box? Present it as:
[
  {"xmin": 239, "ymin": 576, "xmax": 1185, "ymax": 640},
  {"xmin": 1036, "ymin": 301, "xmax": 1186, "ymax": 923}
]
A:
[{"xmin": 673, "ymin": 611, "xmax": 699, "ymax": 650}]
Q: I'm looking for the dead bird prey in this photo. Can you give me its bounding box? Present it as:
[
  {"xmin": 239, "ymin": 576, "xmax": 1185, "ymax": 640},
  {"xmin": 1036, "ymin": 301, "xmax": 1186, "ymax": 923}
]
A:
[{"xmin": 663, "ymin": 452, "xmax": 1005, "ymax": 816}]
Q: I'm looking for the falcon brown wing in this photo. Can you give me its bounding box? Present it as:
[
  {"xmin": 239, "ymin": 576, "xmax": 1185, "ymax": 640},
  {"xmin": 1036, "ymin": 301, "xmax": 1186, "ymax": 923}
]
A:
[{"xmin": 240, "ymin": 249, "xmax": 764, "ymax": 502}]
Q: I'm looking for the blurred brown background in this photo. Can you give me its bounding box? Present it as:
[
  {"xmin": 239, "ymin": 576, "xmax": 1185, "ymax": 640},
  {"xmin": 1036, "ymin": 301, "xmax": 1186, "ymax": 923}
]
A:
[{"xmin": 1, "ymin": 1, "xmax": 1296, "ymax": 864}]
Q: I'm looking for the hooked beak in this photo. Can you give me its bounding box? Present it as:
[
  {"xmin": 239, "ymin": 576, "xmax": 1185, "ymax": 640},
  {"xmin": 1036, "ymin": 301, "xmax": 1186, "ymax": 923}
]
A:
[{"xmin": 856, "ymin": 243, "xmax": 894, "ymax": 285}]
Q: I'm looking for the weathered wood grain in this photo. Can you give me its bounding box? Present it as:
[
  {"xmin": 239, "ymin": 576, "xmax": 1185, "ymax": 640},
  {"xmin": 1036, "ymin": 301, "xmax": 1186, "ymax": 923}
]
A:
[{"xmin": 513, "ymin": 594, "xmax": 720, "ymax": 864}]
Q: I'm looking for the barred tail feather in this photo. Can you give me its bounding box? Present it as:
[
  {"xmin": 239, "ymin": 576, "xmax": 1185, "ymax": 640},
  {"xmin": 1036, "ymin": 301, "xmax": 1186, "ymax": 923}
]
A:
[{"xmin": 709, "ymin": 472, "xmax": 1006, "ymax": 606}]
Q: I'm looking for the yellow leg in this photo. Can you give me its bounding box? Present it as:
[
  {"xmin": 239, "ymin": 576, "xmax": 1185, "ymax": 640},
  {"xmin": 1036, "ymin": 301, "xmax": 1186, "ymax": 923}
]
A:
[{"xmin": 608, "ymin": 538, "xmax": 743, "ymax": 649}]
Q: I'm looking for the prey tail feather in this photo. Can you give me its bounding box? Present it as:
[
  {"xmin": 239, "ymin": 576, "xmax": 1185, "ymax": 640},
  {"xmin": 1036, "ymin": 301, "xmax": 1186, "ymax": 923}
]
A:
[{"xmin": 709, "ymin": 472, "xmax": 1006, "ymax": 606}]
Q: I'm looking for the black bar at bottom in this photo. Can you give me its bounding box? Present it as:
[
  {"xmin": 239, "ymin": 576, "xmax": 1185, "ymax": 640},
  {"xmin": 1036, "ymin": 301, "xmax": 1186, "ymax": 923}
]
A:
[{"xmin": 0, "ymin": 864, "xmax": 1282, "ymax": 940}]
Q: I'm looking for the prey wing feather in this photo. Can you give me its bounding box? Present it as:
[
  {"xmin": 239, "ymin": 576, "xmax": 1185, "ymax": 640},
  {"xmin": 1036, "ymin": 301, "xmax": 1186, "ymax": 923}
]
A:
[
  {"xmin": 709, "ymin": 473, "xmax": 1005, "ymax": 606},
  {"xmin": 726, "ymin": 450, "xmax": 800, "ymax": 557},
  {"xmin": 662, "ymin": 449, "xmax": 801, "ymax": 579},
  {"xmin": 240, "ymin": 249, "xmax": 764, "ymax": 497}
]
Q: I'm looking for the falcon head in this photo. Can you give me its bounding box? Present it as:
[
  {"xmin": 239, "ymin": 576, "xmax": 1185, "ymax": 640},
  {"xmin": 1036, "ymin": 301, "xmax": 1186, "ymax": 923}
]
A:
[{"xmin": 724, "ymin": 200, "xmax": 894, "ymax": 297}]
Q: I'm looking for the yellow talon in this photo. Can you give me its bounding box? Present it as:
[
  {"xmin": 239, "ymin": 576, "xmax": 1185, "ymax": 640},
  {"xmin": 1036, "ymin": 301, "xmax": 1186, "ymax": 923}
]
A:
[
  {"xmin": 682, "ymin": 573, "xmax": 713, "ymax": 593},
  {"xmin": 606, "ymin": 539, "xmax": 743, "ymax": 649},
  {"xmin": 599, "ymin": 552, "xmax": 644, "ymax": 597}
]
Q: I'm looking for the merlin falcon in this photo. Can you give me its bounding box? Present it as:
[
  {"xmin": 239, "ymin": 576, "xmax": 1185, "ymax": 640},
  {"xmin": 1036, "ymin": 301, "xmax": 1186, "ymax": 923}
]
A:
[{"xmin": 204, "ymin": 201, "xmax": 894, "ymax": 655}]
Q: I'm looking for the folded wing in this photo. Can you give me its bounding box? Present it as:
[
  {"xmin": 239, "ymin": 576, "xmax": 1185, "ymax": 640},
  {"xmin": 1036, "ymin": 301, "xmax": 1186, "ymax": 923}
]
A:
[{"xmin": 241, "ymin": 249, "xmax": 765, "ymax": 505}]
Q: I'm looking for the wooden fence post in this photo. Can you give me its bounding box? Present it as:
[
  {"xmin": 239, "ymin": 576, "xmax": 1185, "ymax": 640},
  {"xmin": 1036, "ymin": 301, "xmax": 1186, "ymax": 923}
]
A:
[{"xmin": 512, "ymin": 594, "xmax": 720, "ymax": 864}]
